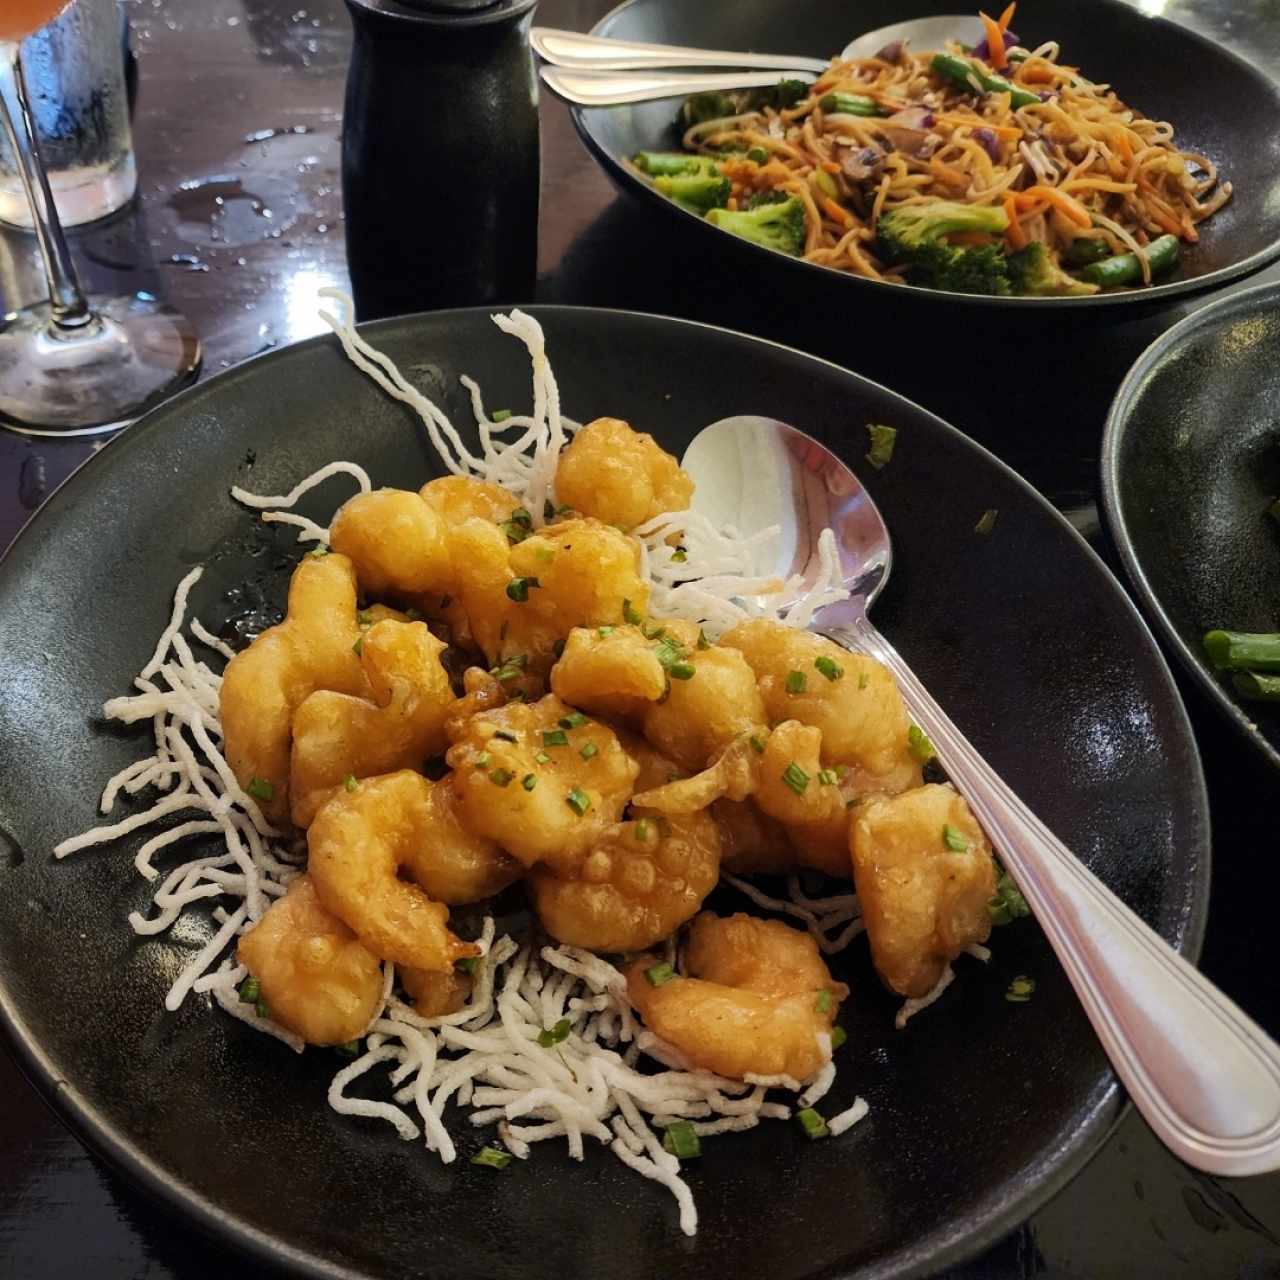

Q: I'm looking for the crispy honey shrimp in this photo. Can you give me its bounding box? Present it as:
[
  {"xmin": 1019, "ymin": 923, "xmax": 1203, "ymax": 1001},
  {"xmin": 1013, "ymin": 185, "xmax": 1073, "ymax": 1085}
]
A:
[
  {"xmin": 419, "ymin": 474, "xmax": 519, "ymax": 526},
  {"xmin": 549, "ymin": 624, "xmax": 667, "ymax": 725},
  {"xmin": 220, "ymin": 552, "xmax": 369, "ymax": 826},
  {"xmin": 529, "ymin": 808, "xmax": 721, "ymax": 952},
  {"xmin": 445, "ymin": 694, "xmax": 638, "ymax": 873},
  {"xmin": 307, "ymin": 770, "xmax": 480, "ymax": 971},
  {"xmin": 329, "ymin": 488, "xmax": 453, "ymax": 598},
  {"xmin": 850, "ymin": 783, "xmax": 996, "ymax": 998},
  {"xmin": 554, "ymin": 416, "xmax": 694, "ymax": 532},
  {"xmin": 712, "ymin": 799, "xmax": 799, "ymax": 876},
  {"xmin": 722, "ymin": 619, "xmax": 921, "ymax": 797},
  {"xmin": 626, "ymin": 912, "xmax": 846, "ymax": 1081},
  {"xmin": 289, "ymin": 619, "xmax": 455, "ymax": 827},
  {"xmin": 237, "ymin": 874, "xmax": 384, "ymax": 1046},
  {"xmin": 400, "ymin": 965, "xmax": 471, "ymax": 1018}
]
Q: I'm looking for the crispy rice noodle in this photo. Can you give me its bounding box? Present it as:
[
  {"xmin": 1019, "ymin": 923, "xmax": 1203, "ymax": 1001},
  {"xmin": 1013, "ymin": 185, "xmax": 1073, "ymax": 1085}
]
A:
[
  {"xmin": 683, "ymin": 31, "xmax": 1231, "ymax": 282},
  {"xmin": 55, "ymin": 302, "xmax": 880, "ymax": 1235}
]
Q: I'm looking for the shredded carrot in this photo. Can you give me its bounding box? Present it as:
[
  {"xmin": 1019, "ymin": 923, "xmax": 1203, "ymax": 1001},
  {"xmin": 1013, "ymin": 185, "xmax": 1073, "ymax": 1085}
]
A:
[
  {"xmin": 979, "ymin": 11, "xmax": 1007, "ymax": 69},
  {"xmin": 1061, "ymin": 178, "xmax": 1137, "ymax": 193},
  {"xmin": 1110, "ymin": 128, "xmax": 1133, "ymax": 164},
  {"xmin": 1003, "ymin": 195, "xmax": 1027, "ymax": 248},
  {"xmin": 820, "ymin": 159, "xmax": 842, "ymax": 175},
  {"xmin": 935, "ymin": 114, "xmax": 1022, "ymax": 139},
  {"xmin": 1022, "ymin": 184, "xmax": 1092, "ymax": 227},
  {"xmin": 930, "ymin": 157, "xmax": 970, "ymax": 189},
  {"xmin": 997, "ymin": 2, "xmax": 1017, "ymax": 31},
  {"xmin": 1017, "ymin": 61, "xmax": 1057, "ymax": 84},
  {"xmin": 820, "ymin": 196, "xmax": 855, "ymax": 228}
]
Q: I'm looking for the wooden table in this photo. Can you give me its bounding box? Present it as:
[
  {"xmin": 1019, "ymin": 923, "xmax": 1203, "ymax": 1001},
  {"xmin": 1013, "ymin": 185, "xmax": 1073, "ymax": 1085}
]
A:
[{"xmin": 2, "ymin": 0, "xmax": 1279, "ymax": 1275}]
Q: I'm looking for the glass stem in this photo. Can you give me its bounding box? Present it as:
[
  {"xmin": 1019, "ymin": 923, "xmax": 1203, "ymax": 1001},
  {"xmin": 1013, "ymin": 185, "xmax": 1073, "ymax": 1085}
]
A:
[{"xmin": 0, "ymin": 39, "xmax": 91, "ymax": 329}]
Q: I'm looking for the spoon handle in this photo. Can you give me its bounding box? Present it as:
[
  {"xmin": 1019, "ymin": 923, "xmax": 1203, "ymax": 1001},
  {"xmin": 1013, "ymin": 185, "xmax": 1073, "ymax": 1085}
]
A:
[
  {"xmin": 531, "ymin": 27, "xmax": 830, "ymax": 74},
  {"xmin": 539, "ymin": 66, "xmax": 815, "ymax": 108},
  {"xmin": 833, "ymin": 614, "xmax": 1280, "ymax": 1177}
]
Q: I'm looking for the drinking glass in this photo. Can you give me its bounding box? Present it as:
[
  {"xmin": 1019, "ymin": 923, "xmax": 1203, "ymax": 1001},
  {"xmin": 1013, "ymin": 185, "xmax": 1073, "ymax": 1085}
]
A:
[{"xmin": 0, "ymin": 0, "xmax": 200, "ymax": 436}]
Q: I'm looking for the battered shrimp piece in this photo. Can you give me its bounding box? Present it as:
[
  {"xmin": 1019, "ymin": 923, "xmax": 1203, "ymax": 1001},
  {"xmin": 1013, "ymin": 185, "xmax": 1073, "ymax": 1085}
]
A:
[
  {"xmin": 627, "ymin": 912, "xmax": 846, "ymax": 1081},
  {"xmin": 419, "ymin": 474, "xmax": 519, "ymax": 526},
  {"xmin": 722, "ymin": 619, "xmax": 920, "ymax": 796},
  {"xmin": 549, "ymin": 624, "xmax": 666, "ymax": 725},
  {"xmin": 289, "ymin": 619, "xmax": 456, "ymax": 827},
  {"xmin": 329, "ymin": 488, "xmax": 452, "ymax": 597},
  {"xmin": 530, "ymin": 809, "xmax": 721, "ymax": 951},
  {"xmin": 400, "ymin": 965, "xmax": 471, "ymax": 1018},
  {"xmin": 398, "ymin": 776, "xmax": 521, "ymax": 905},
  {"xmin": 237, "ymin": 875, "xmax": 383, "ymax": 1046},
  {"xmin": 713, "ymin": 799, "xmax": 799, "ymax": 876},
  {"xmin": 446, "ymin": 694, "xmax": 639, "ymax": 873},
  {"xmin": 554, "ymin": 416, "xmax": 694, "ymax": 531},
  {"xmin": 640, "ymin": 621, "xmax": 768, "ymax": 773},
  {"xmin": 449, "ymin": 516, "xmax": 651, "ymax": 672},
  {"xmin": 850, "ymin": 783, "xmax": 996, "ymax": 998},
  {"xmin": 307, "ymin": 770, "xmax": 480, "ymax": 970},
  {"xmin": 220, "ymin": 553, "xmax": 369, "ymax": 826}
]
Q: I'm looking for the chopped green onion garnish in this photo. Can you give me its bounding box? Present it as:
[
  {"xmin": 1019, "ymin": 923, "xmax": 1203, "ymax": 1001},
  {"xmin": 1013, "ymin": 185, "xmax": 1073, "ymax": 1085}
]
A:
[
  {"xmin": 506, "ymin": 576, "xmax": 539, "ymax": 603},
  {"xmin": 474, "ymin": 751, "xmax": 491, "ymax": 769},
  {"xmin": 566, "ymin": 787, "xmax": 591, "ymax": 816},
  {"xmin": 782, "ymin": 761, "xmax": 810, "ymax": 794},
  {"xmin": 501, "ymin": 520, "xmax": 530, "ymax": 544},
  {"xmin": 942, "ymin": 824, "xmax": 970, "ymax": 852},
  {"xmin": 815, "ymin": 988, "xmax": 833, "ymax": 1014},
  {"xmin": 907, "ymin": 724, "xmax": 935, "ymax": 763},
  {"xmin": 559, "ymin": 711, "xmax": 586, "ymax": 729},
  {"xmin": 597, "ymin": 625, "xmax": 614, "ymax": 638},
  {"xmin": 510, "ymin": 506, "xmax": 532, "ymax": 526},
  {"xmin": 749, "ymin": 733, "xmax": 766, "ymax": 754},
  {"xmin": 455, "ymin": 956, "xmax": 479, "ymax": 975},
  {"xmin": 471, "ymin": 1145, "xmax": 513, "ymax": 1169},
  {"xmin": 795, "ymin": 1108, "xmax": 829, "ymax": 1139},
  {"xmin": 785, "ymin": 669, "xmax": 807, "ymax": 694},
  {"xmin": 645, "ymin": 624, "xmax": 667, "ymax": 640},
  {"xmin": 635, "ymin": 817, "xmax": 655, "ymax": 842},
  {"xmin": 669, "ymin": 661, "xmax": 696, "ymax": 680},
  {"xmin": 489, "ymin": 768, "xmax": 515, "ymax": 787},
  {"xmin": 343, "ymin": 774, "xmax": 358, "ymax": 793},
  {"xmin": 623, "ymin": 599, "xmax": 644, "ymax": 626},
  {"xmin": 579, "ymin": 742, "xmax": 598, "ymax": 761},
  {"xmin": 975, "ymin": 508, "xmax": 999, "ymax": 536},
  {"xmin": 645, "ymin": 962, "xmax": 675, "ymax": 987},
  {"xmin": 307, "ymin": 545, "xmax": 328, "ymax": 557},
  {"xmin": 335, "ymin": 1039, "xmax": 361, "ymax": 1057},
  {"xmin": 817, "ymin": 768, "xmax": 839, "ymax": 786},
  {"xmin": 830, "ymin": 1025, "xmax": 847, "ymax": 1051},
  {"xmin": 662, "ymin": 1120, "xmax": 702, "ymax": 1159},
  {"xmin": 247, "ymin": 776, "xmax": 274, "ymax": 802},
  {"xmin": 255, "ymin": 999, "xmax": 271, "ymax": 1020},
  {"xmin": 357, "ymin": 609, "xmax": 373, "ymax": 625},
  {"xmin": 671, "ymin": 548, "xmax": 688, "ymax": 564},
  {"xmin": 237, "ymin": 976, "xmax": 261, "ymax": 1004},
  {"xmin": 1006, "ymin": 975, "xmax": 1036, "ymax": 1003},
  {"xmin": 542, "ymin": 729, "xmax": 569, "ymax": 748},
  {"xmin": 653, "ymin": 635, "xmax": 687, "ymax": 670},
  {"xmin": 537, "ymin": 1017, "xmax": 572, "ymax": 1048},
  {"xmin": 535, "ymin": 750, "xmax": 551, "ymax": 765},
  {"xmin": 521, "ymin": 773, "xmax": 537, "ymax": 791},
  {"xmin": 491, "ymin": 409, "xmax": 513, "ymax": 424},
  {"xmin": 814, "ymin": 655, "xmax": 843, "ymax": 682},
  {"xmin": 492, "ymin": 653, "xmax": 528, "ymax": 682},
  {"xmin": 697, "ymin": 629, "xmax": 710, "ymax": 650},
  {"xmin": 989, "ymin": 868, "xmax": 1030, "ymax": 926},
  {"xmin": 858, "ymin": 672, "xmax": 870, "ymax": 690},
  {"xmin": 865, "ymin": 423, "xmax": 897, "ymax": 470},
  {"xmin": 352, "ymin": 637, "xmax": 363, "ymax": 656}
]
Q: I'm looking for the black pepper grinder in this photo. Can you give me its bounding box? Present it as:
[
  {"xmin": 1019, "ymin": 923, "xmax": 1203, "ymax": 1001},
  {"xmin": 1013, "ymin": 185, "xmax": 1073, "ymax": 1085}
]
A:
[{"xmin": 341, "ymin": 0, "xmax": 540, "ymax": 321}]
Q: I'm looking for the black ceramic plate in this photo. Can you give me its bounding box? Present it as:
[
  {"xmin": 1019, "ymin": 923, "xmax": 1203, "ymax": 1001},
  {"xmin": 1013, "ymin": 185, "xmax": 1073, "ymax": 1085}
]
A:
[
  {"xmin": 0, "ymin": 307, "xmax": 1207, "ymax": 1280},
  {"xmin": 1102, "ymin": 280, "xmax": 1280, "ymax": 770},
  {"xmin": 570, "ymin": 0, "xmax": 1280, "ymax": 311}
]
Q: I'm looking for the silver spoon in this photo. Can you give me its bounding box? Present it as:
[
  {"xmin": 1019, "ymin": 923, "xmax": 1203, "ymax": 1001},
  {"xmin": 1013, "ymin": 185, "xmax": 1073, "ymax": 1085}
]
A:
[
  {"xmin": 537, "ymin": 15, "xmax": 984, "ymax": 108},
  {"xmin": 683, "ymin": 413, "xmax": 1280, "ymax": 1178}
]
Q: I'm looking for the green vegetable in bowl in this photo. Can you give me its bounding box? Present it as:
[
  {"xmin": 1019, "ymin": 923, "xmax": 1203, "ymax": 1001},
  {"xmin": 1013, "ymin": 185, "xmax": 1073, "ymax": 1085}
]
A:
[
  {"xmin": 1006, "ymin": 242, "xmax": 1099, "ymax": 296},
  {"xmin": 705, "ymin": 195, "xmax": 805, "ymax": 257},
  {"xmin": 930, "ymin": 52, "xmax": 1041, "ymax": 109},
  {"xmin": 632, "ymin": 151, "xmax": 719, "ymax": 177},
  {"xmin": 654, "ymin": 170, "xmax": 730, "ymax": 213},
  {"xmin": 877, "ymin": 200, "xmax": 1012, "ymax": 296},
  {"xmin": 1078, "ymin": 233, "xmax": 1180, "ymax": 288}
]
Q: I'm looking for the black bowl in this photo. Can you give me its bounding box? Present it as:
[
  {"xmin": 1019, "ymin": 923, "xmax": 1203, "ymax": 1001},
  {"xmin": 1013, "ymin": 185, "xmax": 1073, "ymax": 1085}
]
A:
[
  {"xmin": 0, "ymin": 306, "xmax": 1208, "ymax": 1279},
  {"xmin": 570, "ymin": 0, "xmax": 1280, "ymax": 311},
  {"xmin": 1102, "ymin": 280, "xmax": 1280, "ymax": 770}
]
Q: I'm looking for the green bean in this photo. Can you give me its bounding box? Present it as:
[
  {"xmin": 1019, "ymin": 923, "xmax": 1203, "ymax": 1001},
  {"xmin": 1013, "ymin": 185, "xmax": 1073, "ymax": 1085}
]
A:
[
  {"xmin": 930, "ymin": 53, "xmax": 1041, "ymax": 109},
  {"xmin": 1078, "ymin": 234, "xmax": 1180, "ymax": 288},
  {"xmin": 819, "ymin": 92, "xmax": 883, "ymax": 117}
]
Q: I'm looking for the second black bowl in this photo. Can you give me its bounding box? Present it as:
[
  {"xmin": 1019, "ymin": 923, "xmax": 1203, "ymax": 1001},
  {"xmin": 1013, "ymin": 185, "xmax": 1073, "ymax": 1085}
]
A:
[{"xmin": 570, "ymin": 0, "xmax": 1280, "ymax": 313}]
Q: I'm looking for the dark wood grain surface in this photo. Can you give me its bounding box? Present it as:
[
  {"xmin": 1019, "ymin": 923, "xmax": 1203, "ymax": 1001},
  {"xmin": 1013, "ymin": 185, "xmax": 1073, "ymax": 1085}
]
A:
[{"xmin": 2, "ymin": 0, "xmax": 1280, "ymax": 1275}]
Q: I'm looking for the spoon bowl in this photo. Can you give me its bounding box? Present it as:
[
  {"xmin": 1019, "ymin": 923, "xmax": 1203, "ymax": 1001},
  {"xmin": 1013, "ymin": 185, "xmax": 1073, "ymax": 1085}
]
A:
[{"xmin": 682, "ymin": 412, "xmax": 1280, "ymax": 1179}]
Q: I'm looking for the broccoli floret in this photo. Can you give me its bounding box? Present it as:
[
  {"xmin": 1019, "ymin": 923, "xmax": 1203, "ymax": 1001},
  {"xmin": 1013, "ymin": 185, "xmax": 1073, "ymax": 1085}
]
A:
[
  {"xmin": 654, "ymin": 170, "xmax": 731, "ymax": 213},
  {"xmin": 1006, "ymin": 242, "xmax": 1100, "ymax": 296},
  {"xmin": 679, "ymin": 91, "xmax": 739, "ymax": 128},
  {"xmin": 746, "ymin": 78, "xmax": 810, "ymax": 110},
  {"xmin": 877, "ymin": 200, "xmax": 1013, "ymax": 296},
  {"xmin": 705, "ymin": 195, "xmax": 805, "ymax": 257},
  {"xmin": 633, "ymin": 151, "xmax": 720, "ymax": 177},
  {"xmin": 741, "ymin": 189, "xmax": 792, "ymax": 211}
]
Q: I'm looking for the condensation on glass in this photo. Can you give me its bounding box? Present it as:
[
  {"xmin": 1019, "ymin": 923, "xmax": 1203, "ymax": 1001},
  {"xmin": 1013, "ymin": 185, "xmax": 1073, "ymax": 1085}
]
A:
[{"xmin": 0, "ymin": 0, "xmax": 135, "ymax": 228}]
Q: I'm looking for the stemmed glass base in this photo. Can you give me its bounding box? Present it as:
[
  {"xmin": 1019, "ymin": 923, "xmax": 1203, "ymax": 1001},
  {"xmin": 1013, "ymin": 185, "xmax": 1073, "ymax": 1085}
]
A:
[{"xmin": 0, "ymin": 292, "xmax": 200, "ymax": 436}]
